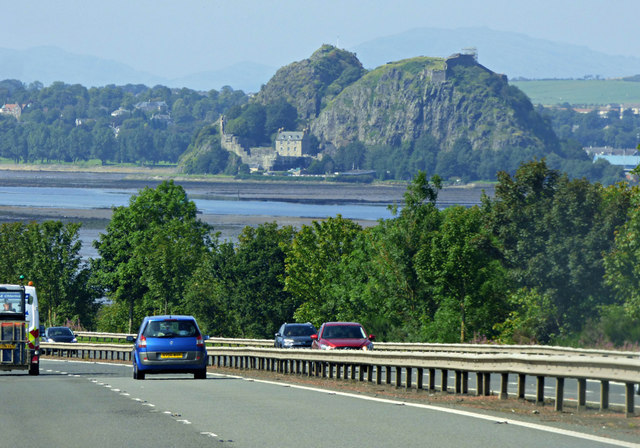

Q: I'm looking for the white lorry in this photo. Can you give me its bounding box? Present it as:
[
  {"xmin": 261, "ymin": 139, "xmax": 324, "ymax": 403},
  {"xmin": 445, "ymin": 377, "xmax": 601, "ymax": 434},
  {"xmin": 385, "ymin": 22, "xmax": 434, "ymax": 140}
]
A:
[{"xmin": 0, "ymin": 283, "xmax": 40, "ymax": 375}]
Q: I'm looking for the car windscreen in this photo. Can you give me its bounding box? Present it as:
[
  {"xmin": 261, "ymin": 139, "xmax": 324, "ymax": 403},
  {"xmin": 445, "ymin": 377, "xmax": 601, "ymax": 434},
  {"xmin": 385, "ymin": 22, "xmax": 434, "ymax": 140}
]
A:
[
  {"xmin": 285, "ymin": 326, "xmax": 316, "ymax": 337},
  {"xmin": 322, "ymin": 325, "xmax": 366, "ymax": 339},
  {"xmin": 143, "ymin": 320, "xmax": 199, "ymax": 338},
  {"xmin": 49, "ymin": 328, "xmax": 72, "ymax": 336}
]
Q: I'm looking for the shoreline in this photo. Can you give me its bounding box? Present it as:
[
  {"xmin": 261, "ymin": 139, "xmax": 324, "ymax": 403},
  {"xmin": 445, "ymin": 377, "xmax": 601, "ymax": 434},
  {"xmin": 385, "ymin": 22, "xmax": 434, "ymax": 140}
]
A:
[
  {"xmin": 0, "ymin": 167, "xmax": 493, "ymax": 204},
  {"xmin": 0, "ymin": 205, "xmax": 380, "ymax": 247},
  {"xmin": 0, "ymin": 168, "xmax": 491, "ymax": 249}
]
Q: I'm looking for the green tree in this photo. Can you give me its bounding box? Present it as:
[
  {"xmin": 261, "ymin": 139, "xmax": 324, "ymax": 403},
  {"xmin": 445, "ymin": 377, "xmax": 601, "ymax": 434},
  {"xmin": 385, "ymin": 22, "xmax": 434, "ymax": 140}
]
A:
[
  {"xmin": 284, "ymin": 215, "xmax": 363, "ymax": 326},
  {"xmin": 91, "ymin": 181, "xmax": 214, "ymax": 332},
  {"xmin": 334, "ymin": 141, "xmax": 366, "ymax": 171},
  {"xmin": 484, "ymin": 159, "xmax": 631, "ymax": 340},
  {"xmin": 415, "ymin": 206, "xmax": 508, "ymax": 342},
  {"xmin": 344, "ymin": 171, "xmax": 443, "ymax": 340},
  {"xmin": 182, "ymin": 241, "xmax": 237, "ymax": 337},
  {"xmin": 604, "ymin": 185, "xmax": 640, "ymax": 319},
  {"xmin": 91, "ymin": 125, "xmax": 117, "ymax": 164},
  {"xmin": 265, "ymin": 100, "xmax": 298, "ymax": 137},
  {"xmin": 0, "ymin": 221, "xmax": 97, "ymax": 327}
]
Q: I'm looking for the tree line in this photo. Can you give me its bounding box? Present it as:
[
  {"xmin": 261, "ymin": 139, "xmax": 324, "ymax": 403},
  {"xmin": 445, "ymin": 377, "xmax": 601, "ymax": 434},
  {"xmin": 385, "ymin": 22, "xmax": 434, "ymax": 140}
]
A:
[
  {"xmin": 539, "ymin": 105, "xmax": 640, "ymax": 149},
  {"xmin": 3, "ymin": 159, "xmax": 640, "ymax": 347},
  {"xmin": 0, "ymin": 80, "xmax": 247, "ymax": 165}
]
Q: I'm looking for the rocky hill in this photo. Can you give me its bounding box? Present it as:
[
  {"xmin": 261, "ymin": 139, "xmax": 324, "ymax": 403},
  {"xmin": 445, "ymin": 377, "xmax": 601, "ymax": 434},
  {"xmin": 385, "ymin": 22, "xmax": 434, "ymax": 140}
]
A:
[
  {"xmin": 253, "ymin": 45, "xmax": 365, "ymax": 120},
  {"xmin": 310, "ymin": 52, "xmax": 558, "ymax": 153}
]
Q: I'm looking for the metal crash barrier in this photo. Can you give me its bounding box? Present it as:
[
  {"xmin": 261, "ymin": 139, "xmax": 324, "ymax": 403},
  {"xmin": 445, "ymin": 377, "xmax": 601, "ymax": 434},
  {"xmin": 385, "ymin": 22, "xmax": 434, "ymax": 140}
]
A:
[{"xmin": 40, "ymin": 342, "xmax": 640, "ymax": 417}]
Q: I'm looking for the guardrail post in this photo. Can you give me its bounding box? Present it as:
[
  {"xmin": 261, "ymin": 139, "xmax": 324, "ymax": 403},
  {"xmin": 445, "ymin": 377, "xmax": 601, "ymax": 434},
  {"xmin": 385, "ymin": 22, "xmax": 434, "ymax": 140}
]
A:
[
  {"xmin": 577, "ymin": 378, "xmax": 587, "ymax": 411},
  {"xmin": 483, "ymin": 373, "xmax": 491, "ymax": 396},
  {"xmin": 454, "ymin": 370, "xmax": 462, "ymax": 394},
  {"xmin": 428, "ymin": 368, "xmax": 435, "ymax": 391},
  {"xmin": 350, "ymin": 364, "xmax": 356, "ymax": 380},
  {"xmin": 500, "ymin": 373, "xmax": 509, "ymax": 399},
  {"xmin": 625, "ymin": 383, "xmax": 635, "ymax": 417},
  {"xmin": 406, "ymin": 367, "xmax": 412, "ymax": 390},
  {"xmin": 462, "ymin": 371, "xmax": 469, "ymax": 394},
  {"xmin": 536, "ymin": 376, "xmax": 545, "ymax": 405},
  {"xmin": 417, "ymin": 368, "xmax": 424, "ymax": 390},
  {"xmin": 376, "ymin": 365, "xmax": 382, "ymax": 384},
  {"xmin": 517, "ymin": 374, "xmax": 526, "ymax": 399},
  {"xmin": 476, "ymin": 372, "xmax": 484, "ymax": 396},
  {"xmin": 386, "ymin": 366, "xmax": 392, "ymax": 385},
  {"xmin": 555, "ymin": 377, "xmax": 564, "ymax": 411},
  {"xmin": 395, "ymin": 367, "xmax": 402, "ymax": 388},
  {"xmin": 441, "ymin": 369, "xmax": 448, "ymax": 393},
  {"xmin": 367, "ymin": 364, "xmax": 373, "ymax": 383},
  {"xmin": 600, "ymin": 380, "xmax": 609, "ymax": 411}
]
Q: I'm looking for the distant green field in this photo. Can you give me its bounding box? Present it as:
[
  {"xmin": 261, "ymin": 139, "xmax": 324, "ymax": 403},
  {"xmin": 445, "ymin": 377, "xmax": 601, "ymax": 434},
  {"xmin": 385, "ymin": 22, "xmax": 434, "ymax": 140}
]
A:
[{"xmin": 510, "ymin": 79, "xmax": 640, "ymax": 106}]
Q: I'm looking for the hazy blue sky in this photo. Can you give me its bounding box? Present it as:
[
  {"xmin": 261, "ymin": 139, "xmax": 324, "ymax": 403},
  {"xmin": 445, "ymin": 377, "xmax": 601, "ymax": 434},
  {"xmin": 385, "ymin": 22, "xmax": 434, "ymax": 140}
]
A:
[{"xmin": 5, "ymin": 0, "xmax": 639, "ymax": 78}]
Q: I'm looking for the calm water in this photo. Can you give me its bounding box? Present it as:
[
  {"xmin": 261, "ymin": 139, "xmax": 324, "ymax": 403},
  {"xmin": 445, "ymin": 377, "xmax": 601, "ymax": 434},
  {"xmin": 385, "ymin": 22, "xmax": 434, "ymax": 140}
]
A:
[
  {"xmin": 0, "ymin": 186, "xmax": 394, "ymax": 221},
  {"xmin": 0, "ymin": 185, "xmax": 395, "ymax": 259}
]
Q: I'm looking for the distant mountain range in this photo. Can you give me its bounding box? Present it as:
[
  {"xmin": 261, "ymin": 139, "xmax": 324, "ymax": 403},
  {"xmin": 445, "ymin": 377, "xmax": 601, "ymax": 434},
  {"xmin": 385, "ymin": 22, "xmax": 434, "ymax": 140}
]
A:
[
  {"xmin": 2, "ymin": 27, "xmax": 639, "ymax": 93},
  {"xmin": 0, "ymin": 46, "xmax": 277, "ymax": 92},
  {"xmin": 351, "ymin": 27, "xmax": 640, "ymax": 80}
]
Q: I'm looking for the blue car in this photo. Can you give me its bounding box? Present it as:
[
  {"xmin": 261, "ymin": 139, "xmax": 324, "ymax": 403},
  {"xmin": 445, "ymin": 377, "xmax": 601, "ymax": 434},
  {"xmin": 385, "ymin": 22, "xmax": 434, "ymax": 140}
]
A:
[
  {"xmin": 128, "ymin": 315, "xmax": 209, "ymax": 380},
  {"xmin": 274, "ymin": 322, "xmax": 317, "ymax": 348}
]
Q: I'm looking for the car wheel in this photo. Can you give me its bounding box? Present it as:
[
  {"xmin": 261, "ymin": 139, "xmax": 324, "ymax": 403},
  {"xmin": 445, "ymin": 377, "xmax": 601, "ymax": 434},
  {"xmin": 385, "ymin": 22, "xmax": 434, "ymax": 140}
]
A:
[
  {"xmin": 28, "ymin": 362, "xmax": 39, "ymax": 376},
  {"xmin": 133, "ymin": 361, "xmax": 145, "ymax": 380},
  {"xmin": 194, "ymin": 369, "xmax": 207, "ymax": 380}
]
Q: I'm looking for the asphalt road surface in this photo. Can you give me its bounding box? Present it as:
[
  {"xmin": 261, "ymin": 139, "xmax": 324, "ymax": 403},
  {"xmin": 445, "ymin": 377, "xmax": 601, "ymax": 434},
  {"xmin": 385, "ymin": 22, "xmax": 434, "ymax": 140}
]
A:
[{"xmin": 0, "ymin": 359, "xmax": 636, "ymax": 448}]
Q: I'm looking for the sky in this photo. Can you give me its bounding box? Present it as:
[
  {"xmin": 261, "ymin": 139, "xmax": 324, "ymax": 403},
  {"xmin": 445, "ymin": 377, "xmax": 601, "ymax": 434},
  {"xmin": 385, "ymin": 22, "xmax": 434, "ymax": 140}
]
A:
[{"xmin": 5, "ymin": 0, "xmax": 640, "ymax": 79}]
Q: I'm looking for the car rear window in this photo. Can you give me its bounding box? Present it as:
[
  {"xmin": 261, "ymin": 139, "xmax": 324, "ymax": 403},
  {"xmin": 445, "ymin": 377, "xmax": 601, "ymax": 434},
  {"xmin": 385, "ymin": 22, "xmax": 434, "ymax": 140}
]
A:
[{"xmin": 143, "ymin": 320, "xmax": 199, "ymax": 338}]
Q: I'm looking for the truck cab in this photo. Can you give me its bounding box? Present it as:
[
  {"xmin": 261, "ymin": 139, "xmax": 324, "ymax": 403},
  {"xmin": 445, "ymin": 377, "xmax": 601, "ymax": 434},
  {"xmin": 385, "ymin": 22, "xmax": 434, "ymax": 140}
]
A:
[{"xmin": 0, "ymin": 284, "xmax": 40, "ymax": 375}]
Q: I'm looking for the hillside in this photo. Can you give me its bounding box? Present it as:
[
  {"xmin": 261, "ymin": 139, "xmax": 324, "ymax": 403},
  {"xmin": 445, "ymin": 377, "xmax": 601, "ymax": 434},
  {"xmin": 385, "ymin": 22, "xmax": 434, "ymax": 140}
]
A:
[
  {"xmin": 310, "ymin": 53, "xmax": 558, "ymax": 153},
  {"xmin": 253, "ymin": 45, "xmax": 366, "ymax": 119}
]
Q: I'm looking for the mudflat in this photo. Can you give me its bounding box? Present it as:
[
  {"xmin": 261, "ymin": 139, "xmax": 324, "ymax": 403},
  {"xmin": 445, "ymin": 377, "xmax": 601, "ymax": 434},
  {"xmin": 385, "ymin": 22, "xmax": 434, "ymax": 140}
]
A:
[{"xmin": 0, "ymin": 167, "xmax": 493, "ymax": 239}]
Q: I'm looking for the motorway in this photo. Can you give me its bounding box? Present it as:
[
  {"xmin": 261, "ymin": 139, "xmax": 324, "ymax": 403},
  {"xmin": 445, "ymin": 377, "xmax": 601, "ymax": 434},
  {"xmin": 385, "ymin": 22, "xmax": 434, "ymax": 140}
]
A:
[{"xmin": 0, "ymin": 360, "xmax": 637, "ymax": 448}]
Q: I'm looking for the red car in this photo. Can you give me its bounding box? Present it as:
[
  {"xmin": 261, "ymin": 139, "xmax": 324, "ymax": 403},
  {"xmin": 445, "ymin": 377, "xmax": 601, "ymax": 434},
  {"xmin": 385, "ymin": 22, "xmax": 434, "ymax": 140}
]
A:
[{"xmin": 310, "ymin": 322, "xmax": 375, "ymax": 350}]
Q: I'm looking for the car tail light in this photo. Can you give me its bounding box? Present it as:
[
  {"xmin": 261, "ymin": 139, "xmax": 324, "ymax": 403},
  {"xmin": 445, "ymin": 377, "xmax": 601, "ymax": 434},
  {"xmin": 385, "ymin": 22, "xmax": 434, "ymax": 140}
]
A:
[
  {"xmin": 196, "ymin": 335, "xmax": 204, "ymax": 347},
  {"xmin": 138, "ymin": 335, "xmax": 147, "ymax": 348}
]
